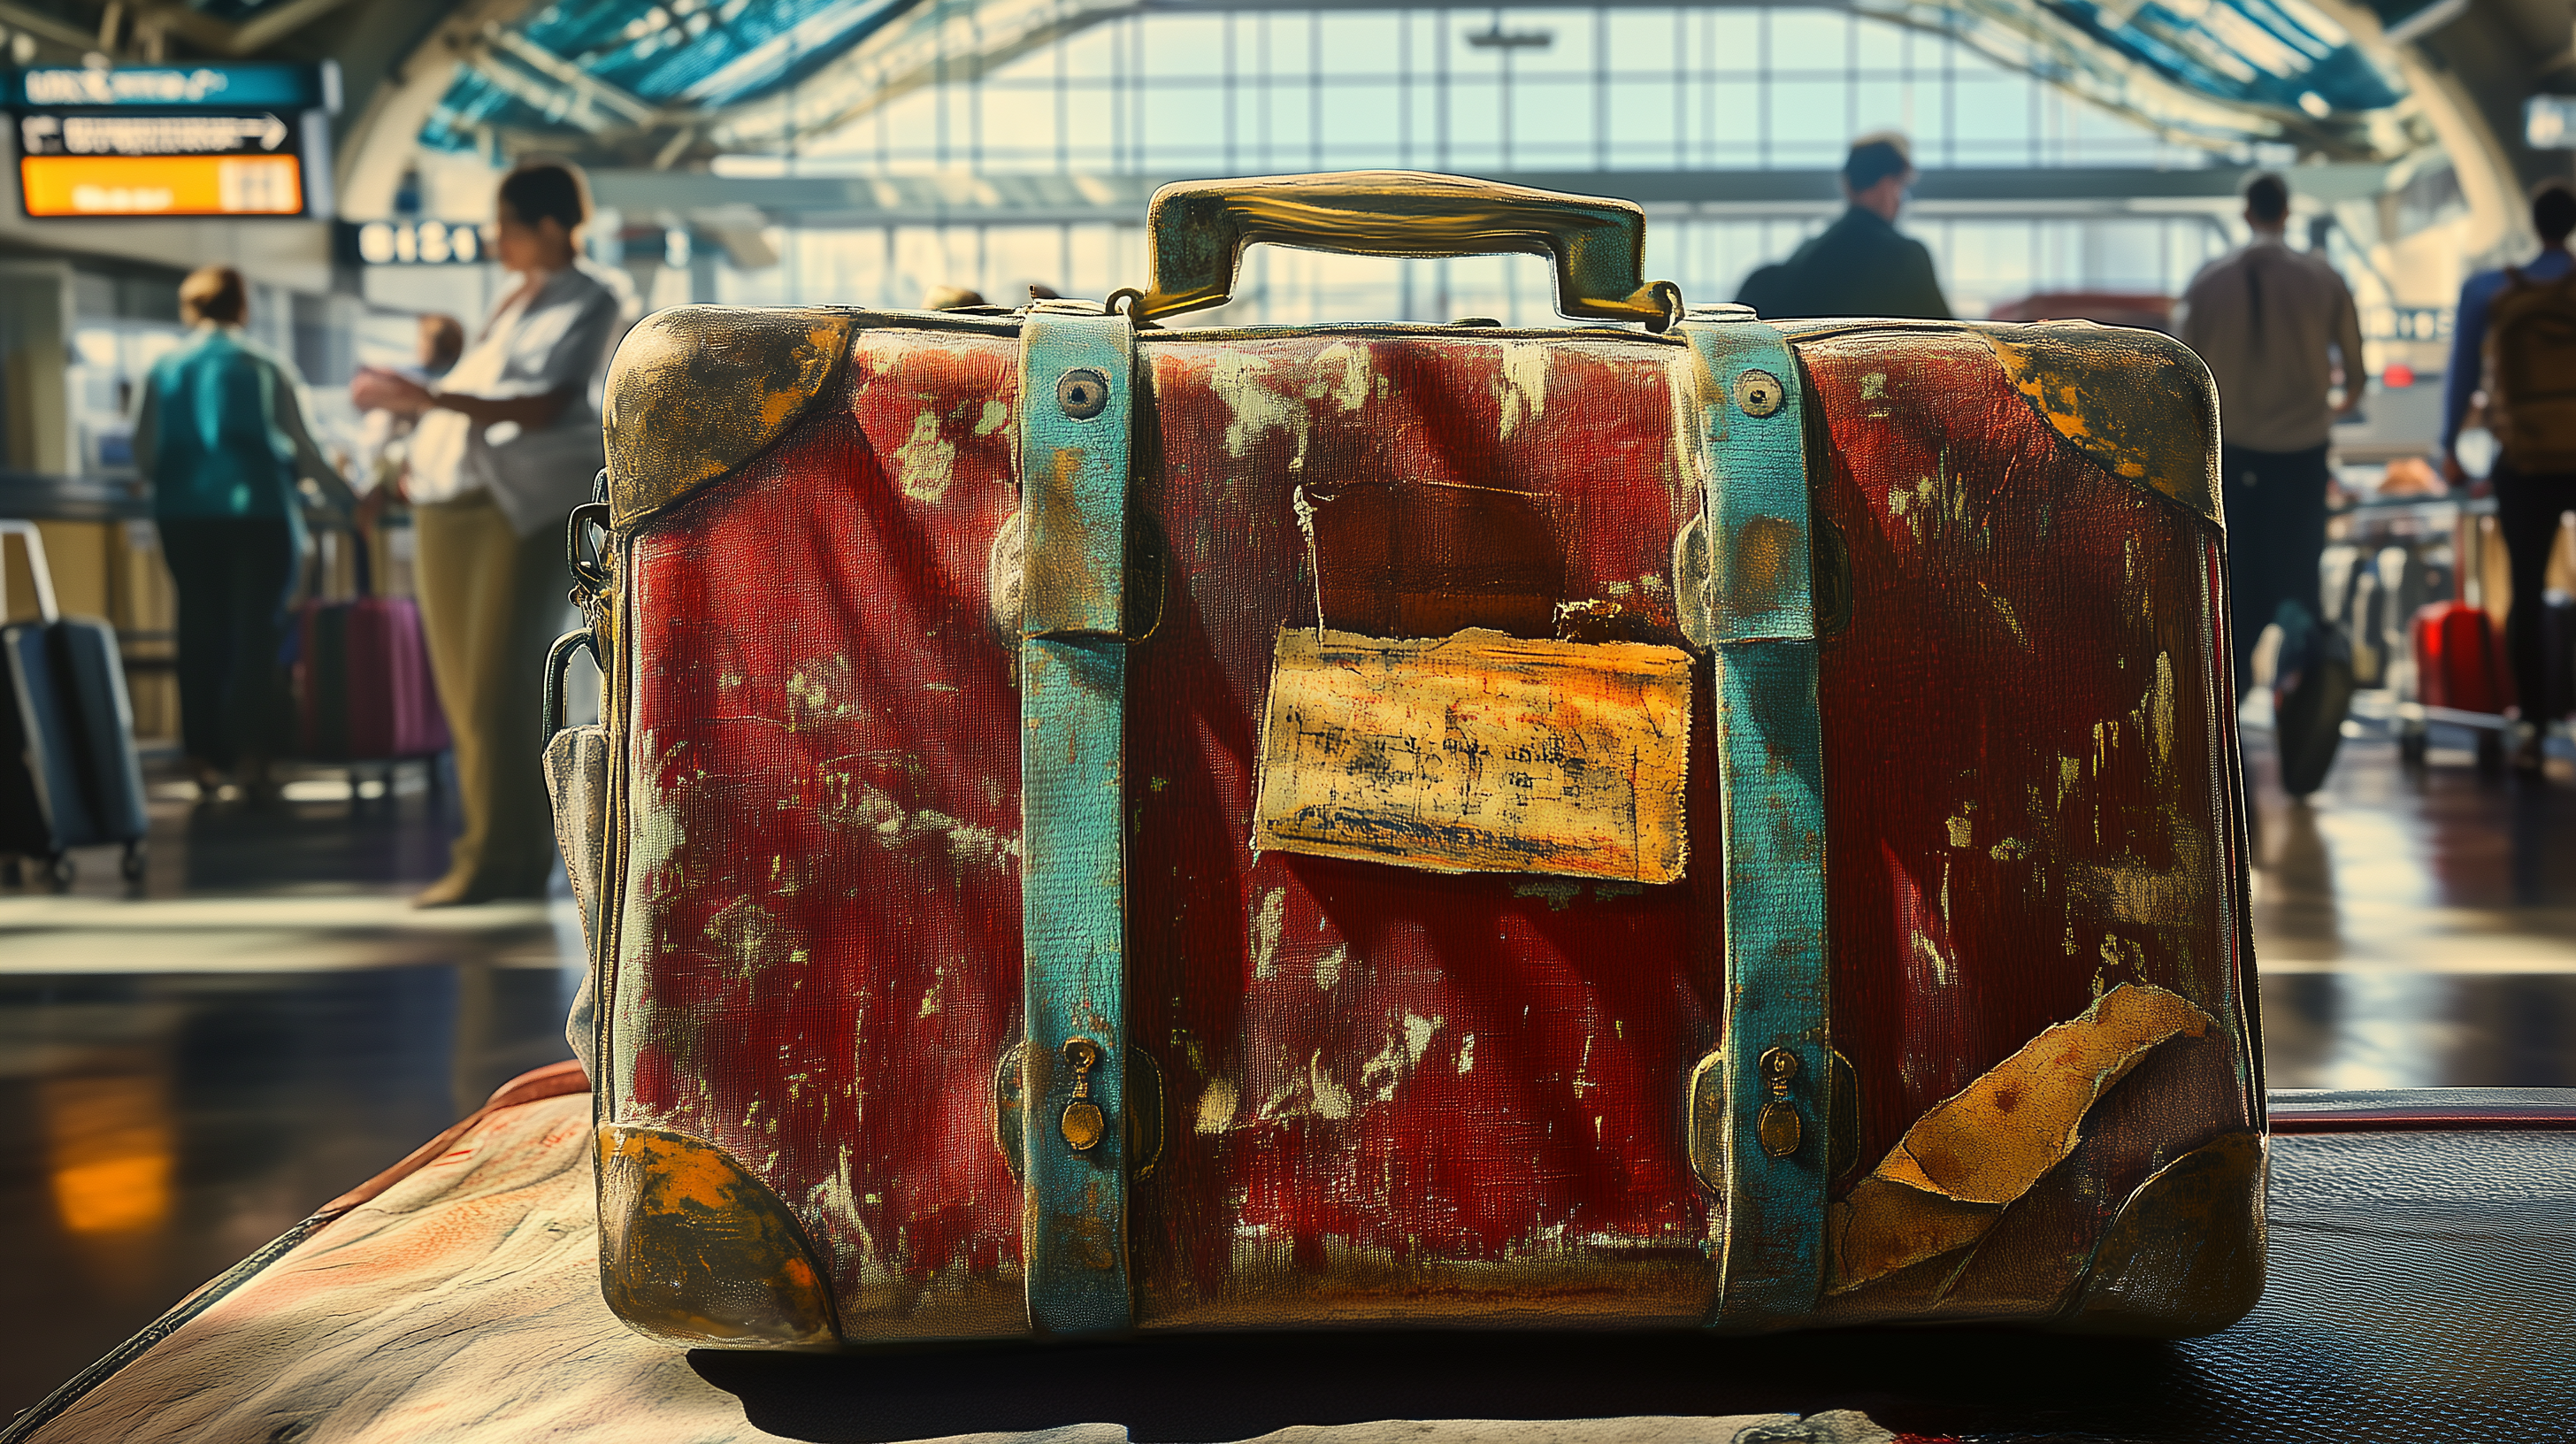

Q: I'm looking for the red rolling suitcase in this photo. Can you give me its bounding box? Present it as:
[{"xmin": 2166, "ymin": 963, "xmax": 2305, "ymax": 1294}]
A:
[
  {"xmin": 2411, "ymin": 600, "xmax": 2511, "ymax": 715},
  {"xmin": 291, "ymin": 526, "xmax": 450, "ymax": 767},
  {"xmin": 567, "ymin": 173, "xmax": 2263, "ymax": 1349}
]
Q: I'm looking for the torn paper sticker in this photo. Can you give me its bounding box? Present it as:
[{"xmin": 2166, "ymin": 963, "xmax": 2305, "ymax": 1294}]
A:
[
  {"xmin": 1251, "ymin": 626, "xmax": 1693, "ymax": 883},
  {"xmin": 1828, "ymin": 982, "xmax": 2215, "ymax": 1294}
]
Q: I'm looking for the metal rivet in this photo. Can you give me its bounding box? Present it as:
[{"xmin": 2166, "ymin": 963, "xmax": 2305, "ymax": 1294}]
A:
[
  {"xmin": 1733, "ymin": 368, "xmax": 1784, "ymax": 418},
  {"xmin": 1760, "ymin": 1047, "xmax": 1799, "ymax": 1087},
  {"xmin": 1057, "ymin": 367, "xmax": 1110, "ymax": 420}
]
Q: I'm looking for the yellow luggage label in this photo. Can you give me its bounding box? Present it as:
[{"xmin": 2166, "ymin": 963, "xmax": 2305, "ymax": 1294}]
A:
[{"xmin": 1250, "ymin": 626, "xmax": 1692, "ymax": 884}]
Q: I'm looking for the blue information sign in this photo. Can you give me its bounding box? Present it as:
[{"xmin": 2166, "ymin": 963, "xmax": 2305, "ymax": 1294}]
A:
[
  {"xmin": 7, "ymin": 62, "xmax": 338, "ymax": 219},
  {"xmin": 4, "ymin": 61, "xmax": 338, "ymax": 113}
]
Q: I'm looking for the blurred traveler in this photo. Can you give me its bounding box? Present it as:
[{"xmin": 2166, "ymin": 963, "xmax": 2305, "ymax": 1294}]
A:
[
  {"xmin": 2443, "ymin": 181, "xmax": 2576, "ymax": 772},
  {"xmin": 350, "ymin": 161, "xmax": 636, "ymax": 907},
  {"xmin": 351, "ymin": 313, "xmax": 464, "ymax": 522},
  {"xmin": 2177, "ymin": 172, "xmax": 2365, "ymax": 697},
  {"xmin": 922, "ymin": 285, "xmax": 987, "ymax": 310},
  {"xmin": 1735, "ymin": 133, "xmax": 1950, "ymax": 320},
  {"xmin": 132, "ymin": 265, "xmax": 357, "ymax": 802}
]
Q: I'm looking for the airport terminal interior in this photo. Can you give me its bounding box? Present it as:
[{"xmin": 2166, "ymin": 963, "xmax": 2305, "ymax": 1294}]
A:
[{"xmin": 2, "ymin": 0, "xmax": 2576, "ymax": 1431}]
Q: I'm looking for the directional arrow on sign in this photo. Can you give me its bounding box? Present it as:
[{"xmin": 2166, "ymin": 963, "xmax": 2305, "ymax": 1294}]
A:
[{"xmin": 258, "ymin": 114, "xmax": 287, "ymax": 150}]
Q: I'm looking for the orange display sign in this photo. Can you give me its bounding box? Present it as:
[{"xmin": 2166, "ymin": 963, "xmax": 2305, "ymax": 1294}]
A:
[{"xmin": 19, "ymin": 153, "xmax": 304, "ymax": 217}]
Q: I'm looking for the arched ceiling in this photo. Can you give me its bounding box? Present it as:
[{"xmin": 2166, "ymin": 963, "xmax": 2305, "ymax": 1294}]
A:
[{"xmin": 7, "ymin": 0, "xmax": 2564, "ymax": 250}]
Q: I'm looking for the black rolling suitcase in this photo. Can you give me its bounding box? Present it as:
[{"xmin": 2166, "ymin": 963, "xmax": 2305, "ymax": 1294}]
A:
[
  {"xmin": 2272, "ymin": 597, "xmax": 2357, "ymax": 798},
  {"xmin": 0, "ymin": 521, "xmax": 147, "ymax": 887}
]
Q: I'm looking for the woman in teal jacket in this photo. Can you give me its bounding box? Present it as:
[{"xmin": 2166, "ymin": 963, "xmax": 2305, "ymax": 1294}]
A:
[{"xmin": 132, "ymin": 265, "xmax": 355, "ymax": 799}]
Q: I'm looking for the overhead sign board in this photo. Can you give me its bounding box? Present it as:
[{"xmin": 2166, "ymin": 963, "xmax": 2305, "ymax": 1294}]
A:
[
  {"xmin": 4, "ymin": 62, "xmax": 338, "ymax": 112},
  {"xmin": 5, "ymin": 63, "xmax": 335, "ymax": 219}
]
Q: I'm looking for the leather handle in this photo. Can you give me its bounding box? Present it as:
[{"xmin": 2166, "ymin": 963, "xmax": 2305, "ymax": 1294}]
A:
[{"xmin": 1132, "ymin": 171, "xmax": 1683, "ymax": 329}]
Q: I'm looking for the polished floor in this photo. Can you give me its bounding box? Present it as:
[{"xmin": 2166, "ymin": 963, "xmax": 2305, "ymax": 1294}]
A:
[{"xmin": 0, "ymin": 728, "xmax": 2570, "ymax": 1417}]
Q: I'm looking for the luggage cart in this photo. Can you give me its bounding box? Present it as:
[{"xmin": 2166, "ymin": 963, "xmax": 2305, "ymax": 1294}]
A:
[{"xmin": 2325, "ymin": 488, "xmax": 2512, "ymax": 771}]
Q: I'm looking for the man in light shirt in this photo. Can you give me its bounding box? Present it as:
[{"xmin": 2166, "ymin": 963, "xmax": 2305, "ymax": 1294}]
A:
[{"xmin": 2177, "ymin": 172, "xmax": 2366, "ymax": 698}]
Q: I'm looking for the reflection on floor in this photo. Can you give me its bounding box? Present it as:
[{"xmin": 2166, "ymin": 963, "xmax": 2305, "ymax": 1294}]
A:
[
  {"xmin": 0, "ymin": 725, "xmax": 2569, "ymax": 1412},
  {"xmin": 2250, "ymin": 725, "xmax": 2576, "ymax": 1090},
  {"xmin": 0, "ymin": 764, "xmax": 581, "ymax": 1415}
]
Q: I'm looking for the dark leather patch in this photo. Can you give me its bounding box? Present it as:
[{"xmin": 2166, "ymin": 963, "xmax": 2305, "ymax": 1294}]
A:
[
  {"xmin": 595, "ymin": 1124, "xmax": 842, "ymax": 1348},
  {"xmin": 1301, "ymin": 480, "xmax": 1564, "ymax": 639},
  {"xmin": 602, "ymin": 307, "xmax": 856, "ymax": 530},
  {"xmin": 2061, "ymin": 1129, "xmax": 2267, "ymax": 1336}
]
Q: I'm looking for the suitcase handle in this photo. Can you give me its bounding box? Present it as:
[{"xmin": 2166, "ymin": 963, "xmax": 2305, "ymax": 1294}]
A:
[
  {"xmin": 1124, "ymin": 171, "xmax": 1683, "ymax": 330},
  {"xmin": 0, "ymin": 519, "xmax": 61, "ymax": 625},
  {"xmin": 300, "ymin": 515, "xmax": 376, "ymax": 602},
  {"xmin": 542, "ymin": 627, "xmax": 599, "ymax": 742}
]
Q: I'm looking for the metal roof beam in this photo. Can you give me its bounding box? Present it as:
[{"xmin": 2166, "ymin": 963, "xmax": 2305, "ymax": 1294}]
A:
[
  {"xmin": 589, "ymin": 162, "xmax": 2396, "ymax": 227},
  {"xmin": 481, "ymin": 23, "xmax": 661, "ymax": 127}
]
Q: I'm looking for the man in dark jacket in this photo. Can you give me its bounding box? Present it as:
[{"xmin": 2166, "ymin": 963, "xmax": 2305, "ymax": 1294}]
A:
[{"xmin": 1738, "ymin": 133, "xmax": 1951, "ymax": 320}]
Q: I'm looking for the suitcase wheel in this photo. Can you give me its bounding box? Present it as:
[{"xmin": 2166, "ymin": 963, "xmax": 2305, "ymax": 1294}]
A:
[
  {"xmin": 44, "ymin": 853, "xmax": 74, "ymax": 891},
  {"xmin": 119, "ymin": 841, "xmax": 146, "ymax": 885}
]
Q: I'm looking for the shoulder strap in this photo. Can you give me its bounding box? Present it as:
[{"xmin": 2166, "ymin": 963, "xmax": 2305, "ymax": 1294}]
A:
[
  {"xmin": 1675, "ymin": 313, "xmax": 1832, "ymax": 1329},
  {"xmin": 1015, "ymin": 303, "xmax": 1138, "ymax": 1335}
]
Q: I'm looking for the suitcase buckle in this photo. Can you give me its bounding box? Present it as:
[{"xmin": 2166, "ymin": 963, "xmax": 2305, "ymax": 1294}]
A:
[
  {"xmin": 1756, "ymin": 1048, "xmax": 1804, "ymax": 1159},
  {"xmin": 1059, "ymin": 1038, "xmax": 1108, "ymax": 1151}
]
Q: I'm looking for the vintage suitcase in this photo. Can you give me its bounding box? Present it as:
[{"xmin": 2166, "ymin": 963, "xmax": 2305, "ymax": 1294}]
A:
[
  {"xmin": 0, "ymin": 520, "xmax": 149, "ymax": 887},
  {"xmin": 566, "ymin": 173, "xmax": 2264, "ymax": 1349},
  {"xmin": 290, "ymin": 525, "xmax": 450, "ymax": 767}
]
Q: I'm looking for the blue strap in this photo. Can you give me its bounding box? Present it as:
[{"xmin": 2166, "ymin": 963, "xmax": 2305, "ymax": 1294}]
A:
[
  {"xmin": 1678, "ymin": 315, "xmax": 1831, "ymax": 1327},
  {"xmin": 1017, "ymin": 304, "xmax": 1136, "ymax": 1334}
]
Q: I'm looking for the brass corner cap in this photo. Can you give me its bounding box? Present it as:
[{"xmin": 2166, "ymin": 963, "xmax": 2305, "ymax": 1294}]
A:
[
  {"xmin": 2062, "ymin": 1129, "xmax": 2267, "ymax": 1337},
  {"xmin": 602, "ymin": 307, "xmax": 858, "ymax": 530},
  {"xmin": 1974, "ymin": 322, "xmax": 2224, "ymax": 533},
  {"xmin": 596, "ymin": 1123, "xmax": 841, "ymax": 1348}
]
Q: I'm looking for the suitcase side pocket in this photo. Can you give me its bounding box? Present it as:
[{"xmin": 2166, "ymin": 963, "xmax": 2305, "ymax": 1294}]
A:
[
  {"xmin": 543, "ymin": 627, "xmax": 610, "ymax": 1076},
  {"xmin": 545, "ymin": 722, "xmax": 610, "ymax": 1075}
]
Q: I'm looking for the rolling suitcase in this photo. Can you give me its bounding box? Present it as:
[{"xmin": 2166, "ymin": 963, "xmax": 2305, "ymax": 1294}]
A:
[
  {"xmin": 0, "ymin": 521, "xmax": 148, "ymax": 887},
  {"xmin": 565, "ymin": 173, "xmax": 2264, "ymax": 1349},
  {"xmin": 2270, "ymin": 600, "xmax": 2355, "ymax": 797},
  {"xmin": 2411, "ymin": 600, "xmax": 2511, "ymax": 714},
  {"xmin": 291, "ymin": 525, "xmax": 450, "ymax": 768}
]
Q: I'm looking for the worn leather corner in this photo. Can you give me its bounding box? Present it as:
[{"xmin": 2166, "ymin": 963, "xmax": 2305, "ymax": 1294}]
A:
[
  {"xmin": 602, "ymin": 307, "xmax": 856, "ymax": 530},
  {"xmin": 2060, "ymin": 1129, "xmax": 2267, "ymax": 1337},
  {"xmin": 1975, "ymin": 322, "xmax": 2223, "ymax": 533},
  {"xmin": 596, "ymin": 1123, "xmax": 842, "ymax": 1348}
]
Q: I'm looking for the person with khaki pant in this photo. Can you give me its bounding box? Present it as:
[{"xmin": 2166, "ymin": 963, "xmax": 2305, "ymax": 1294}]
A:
[{"xmin": 352, "ymin": 161, "xmax": 633, "ymax": 906}]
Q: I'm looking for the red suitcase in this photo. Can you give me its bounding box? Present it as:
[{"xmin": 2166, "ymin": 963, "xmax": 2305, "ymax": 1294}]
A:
[
  {"xmin": 570, "ymin": 173, "xmax": 2263, "ymax": 1348},
  {"xmin": 2411, "ymin": 600, "xmax": 2511, "ymax": 715},
  {"xmin": 293, "ymin": 527, "xmax": 450, "ymax": 764}
]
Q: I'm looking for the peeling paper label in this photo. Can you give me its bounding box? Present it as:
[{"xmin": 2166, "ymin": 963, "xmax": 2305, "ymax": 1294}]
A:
[
  {"xmin": 1251, "ymin": 626, "xmax": 1692, "ymax": 883},
  {"xmin": 1828, "ymin": 982, "xmax": 2213, "ymax": 1294}
]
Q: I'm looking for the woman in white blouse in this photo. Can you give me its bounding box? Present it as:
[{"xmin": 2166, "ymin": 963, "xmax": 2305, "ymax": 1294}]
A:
[{"xmin": 351, "ymin": 161, "xmax": 633, "ymax": 908}]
